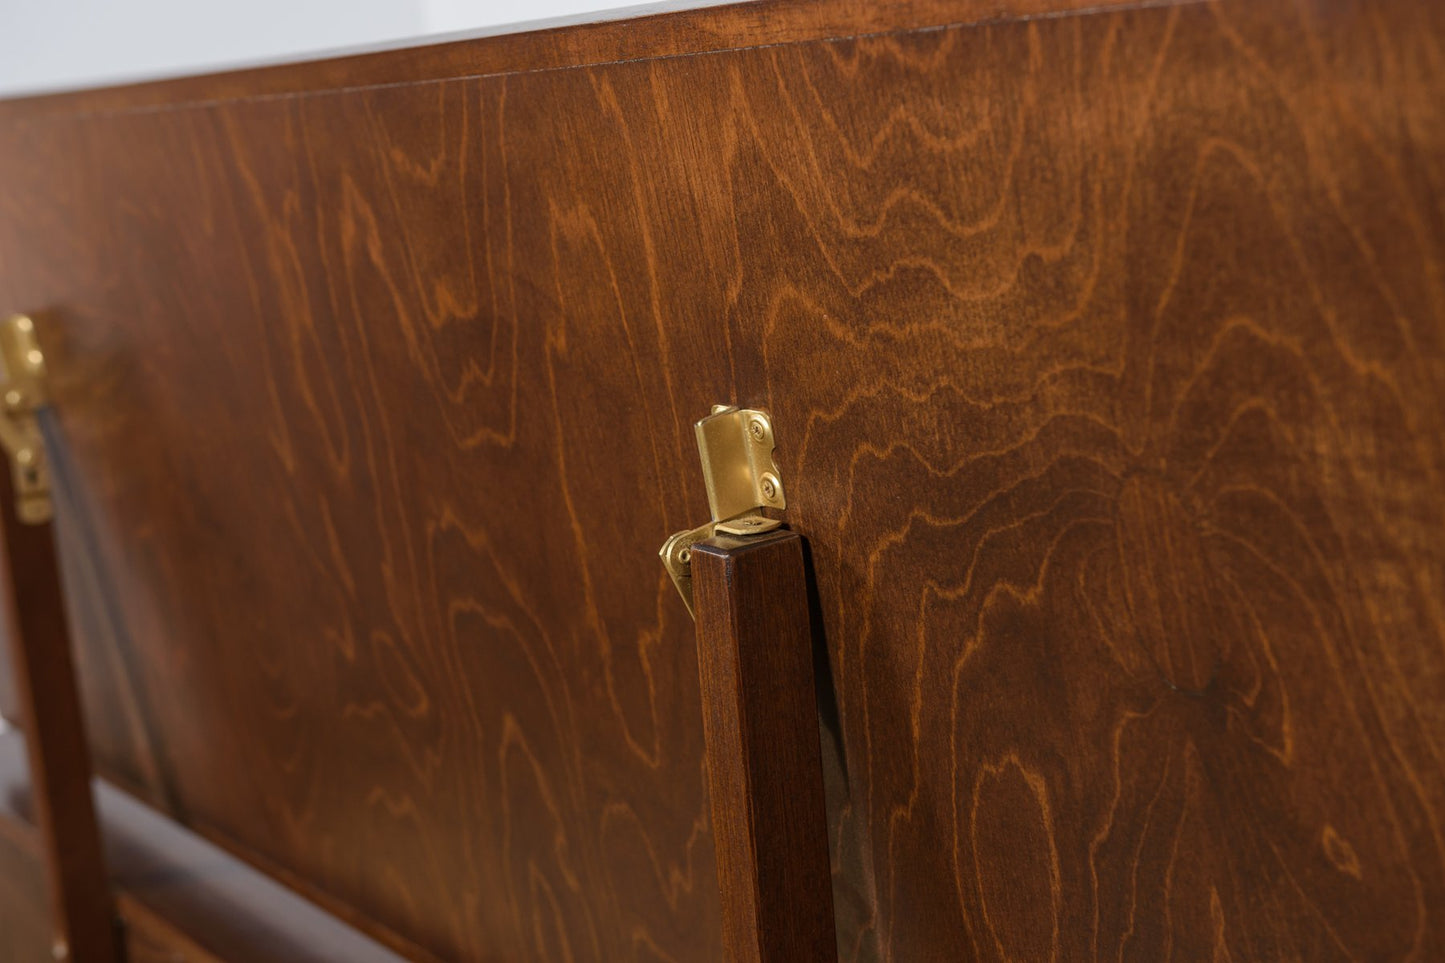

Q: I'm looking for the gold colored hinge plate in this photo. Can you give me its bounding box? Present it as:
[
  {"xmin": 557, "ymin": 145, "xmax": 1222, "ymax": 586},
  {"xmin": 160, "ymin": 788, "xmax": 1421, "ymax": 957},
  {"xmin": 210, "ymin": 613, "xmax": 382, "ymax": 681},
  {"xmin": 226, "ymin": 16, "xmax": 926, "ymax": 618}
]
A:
[
  {"xmin": 660, "ymin": 405, "xmax": 787, "ymax": 618},
  {"xmin": 0, "ymin": 314, "xmax": 52, "ymax": 524}
]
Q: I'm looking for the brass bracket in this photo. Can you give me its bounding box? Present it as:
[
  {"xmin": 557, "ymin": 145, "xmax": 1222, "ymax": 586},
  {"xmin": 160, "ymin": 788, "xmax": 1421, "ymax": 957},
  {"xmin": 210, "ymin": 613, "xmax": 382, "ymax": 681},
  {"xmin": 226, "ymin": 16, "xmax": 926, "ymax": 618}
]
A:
[
  {"xmin": 660, "ymin": 405, "xmax": 787, "ymax": 617},
  {"xmin": 0, "ymin": 315, "xmax": 52, "ymax": 525}
]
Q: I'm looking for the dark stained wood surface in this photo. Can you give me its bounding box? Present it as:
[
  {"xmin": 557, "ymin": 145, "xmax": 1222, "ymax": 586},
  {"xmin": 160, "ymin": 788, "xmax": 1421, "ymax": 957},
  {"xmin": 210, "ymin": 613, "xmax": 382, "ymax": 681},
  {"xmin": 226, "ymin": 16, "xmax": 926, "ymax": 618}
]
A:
[
  {"xmin": 1, "ymin": 0, "xmax": 1444, "ymax": 959},
  {"xmin": 0, "ymin": 434, "xmax": 119, "ymax": 961},
  {"xmin": 691, "ymin": 531, "xmax": 836, "ymax": 962}
]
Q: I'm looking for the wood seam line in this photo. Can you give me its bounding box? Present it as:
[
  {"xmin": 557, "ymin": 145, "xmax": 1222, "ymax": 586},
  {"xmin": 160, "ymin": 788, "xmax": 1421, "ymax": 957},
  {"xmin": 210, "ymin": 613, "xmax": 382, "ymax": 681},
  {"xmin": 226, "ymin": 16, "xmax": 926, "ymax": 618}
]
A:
[{"xmin": 10, "ymin": 0, "xmax": 1212, "ymax": 124}]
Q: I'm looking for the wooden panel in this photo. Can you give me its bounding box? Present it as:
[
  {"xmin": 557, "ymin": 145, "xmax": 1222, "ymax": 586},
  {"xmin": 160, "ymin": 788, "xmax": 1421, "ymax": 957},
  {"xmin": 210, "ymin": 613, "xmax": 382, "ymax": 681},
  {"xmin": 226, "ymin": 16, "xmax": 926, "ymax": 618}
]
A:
[
  {"xmin": 1, "ymin": 0, "xmax": 1444, "ymax": 960},
  {"xmin": 691, "ymin": 531, "xmax": 835, "ymax": 962}
]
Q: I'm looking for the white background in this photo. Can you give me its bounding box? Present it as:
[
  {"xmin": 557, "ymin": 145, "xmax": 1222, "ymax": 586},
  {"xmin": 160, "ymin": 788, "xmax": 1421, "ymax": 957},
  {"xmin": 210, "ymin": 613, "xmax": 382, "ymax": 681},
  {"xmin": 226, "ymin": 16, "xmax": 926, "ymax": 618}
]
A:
[{"xmin": 0, "ymin": 0, "xmax": 732, "ymax": 96}]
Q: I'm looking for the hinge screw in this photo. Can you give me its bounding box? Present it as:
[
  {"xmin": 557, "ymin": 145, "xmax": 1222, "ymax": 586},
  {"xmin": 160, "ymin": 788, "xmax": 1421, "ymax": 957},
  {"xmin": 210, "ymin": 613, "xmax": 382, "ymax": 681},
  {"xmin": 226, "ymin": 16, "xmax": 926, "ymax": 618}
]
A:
[
  {"xmin": 760, "ymin": 474, "xmax": 779, "ymax": 501},
  {"xmin": 748, "ymin": 416, "xmax": 768, "ymax": 441}
]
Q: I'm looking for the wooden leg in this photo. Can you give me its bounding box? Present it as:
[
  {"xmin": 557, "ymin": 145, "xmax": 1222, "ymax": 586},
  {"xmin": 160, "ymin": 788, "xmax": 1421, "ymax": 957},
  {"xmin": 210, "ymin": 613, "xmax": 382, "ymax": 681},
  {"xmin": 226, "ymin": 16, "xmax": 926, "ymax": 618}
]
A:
[
  {"xmin": 690, "ymin": 530, "xmax": 837, "ymax": 963},
  {"xmin": 0, "ymin": 466, "xmax": 119, "ymax": 962}
]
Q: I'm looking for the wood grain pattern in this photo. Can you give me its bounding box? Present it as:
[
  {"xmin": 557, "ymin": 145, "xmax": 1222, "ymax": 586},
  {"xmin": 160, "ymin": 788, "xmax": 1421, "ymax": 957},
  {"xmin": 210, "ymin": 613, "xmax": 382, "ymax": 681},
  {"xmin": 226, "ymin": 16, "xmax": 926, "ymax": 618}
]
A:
[
  {"xmin": 691, "ymin": 531, "xmax": 836, "ymax": 962},
  {"xmin": 1, "ymin": 0, "xmax": 1444, "ymax": 959}
]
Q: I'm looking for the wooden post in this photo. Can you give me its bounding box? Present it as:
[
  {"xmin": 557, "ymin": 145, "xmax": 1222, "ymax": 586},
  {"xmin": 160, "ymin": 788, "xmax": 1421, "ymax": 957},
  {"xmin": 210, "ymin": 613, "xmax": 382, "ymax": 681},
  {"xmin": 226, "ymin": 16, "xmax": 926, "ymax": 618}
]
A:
[
  {"xmin": 0, "ymin": 461, "xmax": 120, "ymax": 962},
  {"xmin": 690, "ymin": 529, "xmax": 837, "ymax": 963}
]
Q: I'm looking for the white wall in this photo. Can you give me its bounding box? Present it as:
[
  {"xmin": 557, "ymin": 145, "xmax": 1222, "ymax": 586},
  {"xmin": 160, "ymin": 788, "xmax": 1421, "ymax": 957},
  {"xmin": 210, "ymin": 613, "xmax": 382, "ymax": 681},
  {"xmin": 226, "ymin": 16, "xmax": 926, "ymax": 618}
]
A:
[{"xmin": 0, "ymin": 0, "xmax": 733, "ymax": 97}]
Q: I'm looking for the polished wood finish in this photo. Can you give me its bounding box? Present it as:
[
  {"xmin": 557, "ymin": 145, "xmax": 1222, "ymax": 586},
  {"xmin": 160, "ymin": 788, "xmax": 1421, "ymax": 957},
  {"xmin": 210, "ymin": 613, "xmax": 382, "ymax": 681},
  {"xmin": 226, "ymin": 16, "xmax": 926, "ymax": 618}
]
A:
[
  {"xmin": 692, "ymin": 531, "xmax": 835, "ymax": 962},
  {"xmin": 2, "ymin": 0, "xmax": 1445, "ymax": 959},
  {"xmin": 0, "ymin": 452, "xmax": 118, "ymax": 960}
]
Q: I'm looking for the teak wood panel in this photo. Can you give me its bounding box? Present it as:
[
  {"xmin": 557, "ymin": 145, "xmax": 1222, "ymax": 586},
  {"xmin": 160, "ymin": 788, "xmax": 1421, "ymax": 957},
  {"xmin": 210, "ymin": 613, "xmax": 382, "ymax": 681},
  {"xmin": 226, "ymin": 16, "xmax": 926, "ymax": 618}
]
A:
[{"xmin": 2, "ymin": 0, "xmax": 1444, "ymax": 959}]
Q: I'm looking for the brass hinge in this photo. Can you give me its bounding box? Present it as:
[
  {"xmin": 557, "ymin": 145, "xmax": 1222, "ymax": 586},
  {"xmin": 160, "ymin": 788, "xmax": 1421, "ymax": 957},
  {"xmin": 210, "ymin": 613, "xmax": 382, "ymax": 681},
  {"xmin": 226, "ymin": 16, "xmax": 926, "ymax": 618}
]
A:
[
  {"xmin": 660, "ymin": 405, "xmax": 787, "ymax": 617},
  {"xmin": 0, "ymin": 314, "xmax": 52, "ymax": 525}
]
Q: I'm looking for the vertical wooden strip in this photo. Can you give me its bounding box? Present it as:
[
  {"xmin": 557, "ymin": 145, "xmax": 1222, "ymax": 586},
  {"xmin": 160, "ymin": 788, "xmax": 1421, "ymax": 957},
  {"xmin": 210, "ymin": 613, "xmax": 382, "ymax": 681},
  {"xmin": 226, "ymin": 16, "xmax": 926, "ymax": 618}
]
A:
[
  {"xmin": 691, "ymin": 530, "xmax": 837, "ymax": 963},
  {"xmin": 0, "ymin": 464, "xmax": 119, "ymax": 962}
]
